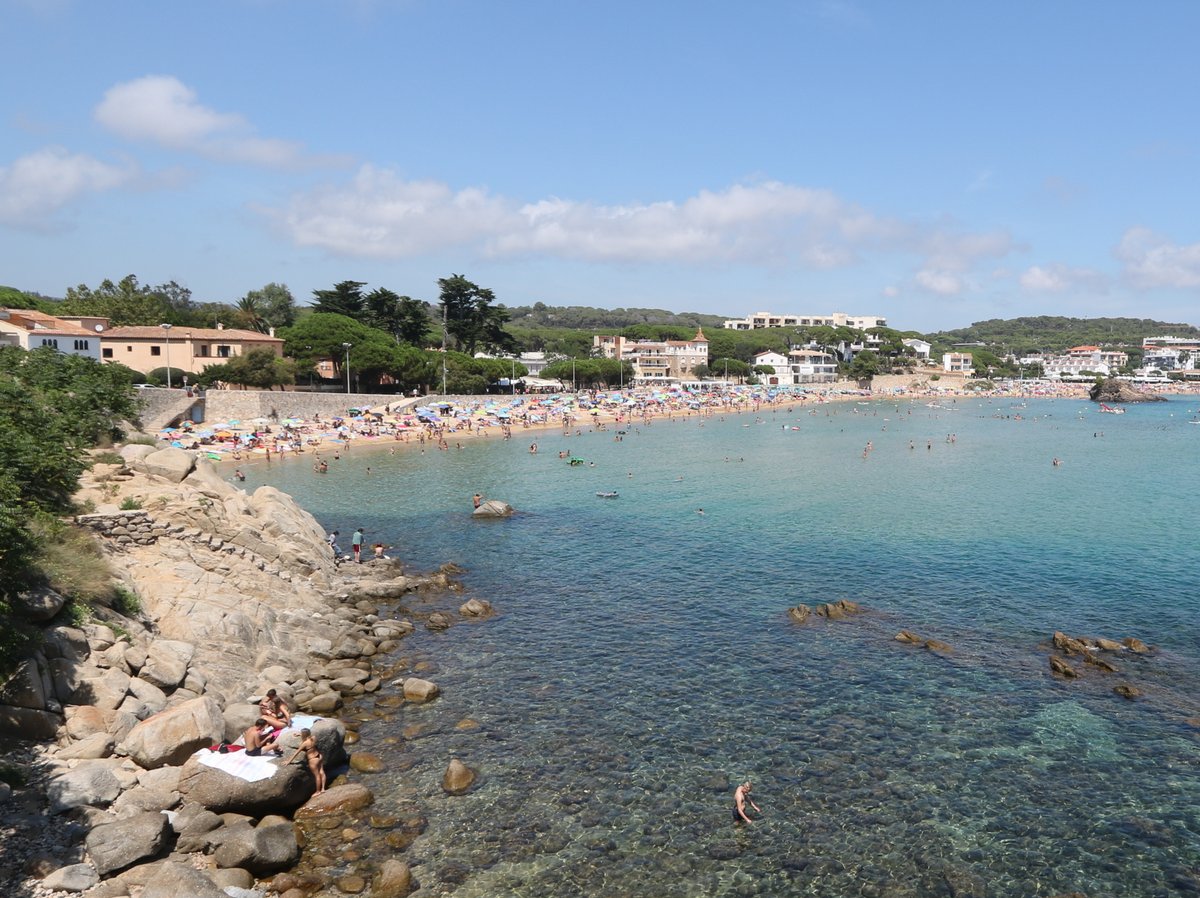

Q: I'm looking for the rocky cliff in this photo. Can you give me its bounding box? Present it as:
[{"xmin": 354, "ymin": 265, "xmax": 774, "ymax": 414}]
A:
[{"xmin": 1089, "ymin": 377, "xmax": 1167, "ymax": 403}]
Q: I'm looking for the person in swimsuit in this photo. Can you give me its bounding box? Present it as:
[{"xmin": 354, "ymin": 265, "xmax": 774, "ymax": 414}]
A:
[
  {"xmin": 733, "ymin": 781, "xmax": 761, "ymax": 824},
  {"xmin": 287, "ymin": 727, "xmax": 326, "ymax": 793},
  {"xmin": 243, "ymin": 719, "xmax": 281, "ymax": 756},
  {"xmin": 258, "ymin": 689, "xmax": 291, "ymax": 730}
]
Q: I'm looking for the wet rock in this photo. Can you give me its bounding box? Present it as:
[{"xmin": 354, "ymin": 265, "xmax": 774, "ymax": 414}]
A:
[
  {"xmin": 1053, "ymin": 631, "xmax": 1088, "ymax": 656},
  {"xmin": 787, "ymin": 605, "xmax": 811, "ymax": 624},
  {"xmin": 403, "ymin": 677, "xmax": 440, "ymax": 703},
  {"xmin": 442, "ymin": 758, "xmax": 476, "ymax": 795},
  {"xmin": 372, "ymin": 859, "xmax": 414, "ymax": 898},
  {"xmin": 349, "ymin": 752, "xmax": 384, "ymax": 773},
  {"xmin": 426, "ymin": 612, "xmax": 452, "ymax": 631},
  {"xmin": 1114, "ymin": 684, "xmax": 1140, "ymax": 700},
  {"xmin": 338, "ymin": 873, "xmax": 367, "ymax": 893},
  {"xmin": 894, "ymin": 630, "xmax": 921, "ymax": 644},
  {"xmin": 85, "ymin": 810, "xmax": 172, "ymax": 875},
  {"xmin": 1083, "ymin": 652, "xmax": 1118, "ymax": 673},
  {"xmin": 1093, "ymin": 637, "xmax": 1124, "ymax": 652},
  {"xmin": 459, "ymin": 598, "xmax": 493, "ymax": 618},
  {"xmin": 472, "ymin": 500, "xmax": 513, "ymax": 517},
  {"xmin": 1050, "ymin": 656, "xmax": 1078, "ymax": 678},
  {"xmin": 924, "ymin": 639, "xmax": 954, "ymax": 656},
  {"xmin": 294, "ymin": 783, "xmax": 375, "ymax": 818},
  {"xmin": 1122, "ymin": 637, "xmax": 1152, "ymax": 654}
]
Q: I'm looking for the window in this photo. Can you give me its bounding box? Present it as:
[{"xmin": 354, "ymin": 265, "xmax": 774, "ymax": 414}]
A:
[
  {"xmin": 74, "ymin": 339, "xmax": 89, "ymax": 351},
  {"xmin": 151, "ymin": 346, "xmax": 161, "ymax": 356},
  {"xmin": 217, "ymin": 345, "xmax": 232, "ymax": 358},
  {"xmin": 103, "ymin": 348, "xmax": 113, "ymax": 358},
  {"xmin": 196, "ymin": 344, "xmax": 210, "ymax": 357},
  {"xmin": 41, "ymin": 338, "xmax": 59, "ymax": 348}
]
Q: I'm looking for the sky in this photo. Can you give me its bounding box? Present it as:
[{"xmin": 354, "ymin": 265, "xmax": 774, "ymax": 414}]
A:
[{"xmin": 3, "ymin": 0, "xmax": 1199, "ymax": 332}]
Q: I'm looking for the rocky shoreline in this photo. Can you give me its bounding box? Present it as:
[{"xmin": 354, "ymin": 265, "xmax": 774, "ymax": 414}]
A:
[{"xmin": 0, "ymin": 445, "xmax": 488, "ymax": 898}]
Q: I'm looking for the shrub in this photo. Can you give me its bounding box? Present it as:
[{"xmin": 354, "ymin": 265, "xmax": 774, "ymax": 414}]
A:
[
  {"xmin": 119, "ymin": 497, "xmax": 143, "ymax": 511},
  {"xmin": 111, "ymin": 586, "xmax": 141, "ymax": 617},
  {"xmin": 93, "ymin": 451, "xmax": 124, "ymax": 466}
]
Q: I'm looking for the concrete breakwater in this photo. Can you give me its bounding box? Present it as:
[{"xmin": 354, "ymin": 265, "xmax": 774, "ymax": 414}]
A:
[{"xmin": 0, "ymin": 444, "xmax": 487, "ymax": 898}]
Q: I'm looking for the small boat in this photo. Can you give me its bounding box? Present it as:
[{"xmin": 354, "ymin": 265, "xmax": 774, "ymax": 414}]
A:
[
  {"xmin": 1099, "ymin": 403, "xmax": 1126, "ymax": 414},
  {"xmin": 596, "ymin": 491, "xmax": 620, "ymax": 499}
]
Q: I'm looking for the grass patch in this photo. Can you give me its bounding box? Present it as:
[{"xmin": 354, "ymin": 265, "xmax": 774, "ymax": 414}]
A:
[
  {"xmin": 92, "ymin": 451, "xmax": 124, "ymax": 466},
  {"xmin": 118, "ymin": 497, "xmax": 143, "ymax": 511},
  {"xmin": 32, "ymin": 518, "xmax": 116, "ymax": 607}
]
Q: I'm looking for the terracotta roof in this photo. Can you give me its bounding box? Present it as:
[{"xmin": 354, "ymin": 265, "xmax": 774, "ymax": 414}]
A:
[
  {"xmin": 1068, "ymin": 345, "xmax": 1099, "ymax": 352},
  {"xmin": 102, "ymin": 325, "xmax": 282, "ymax": 342},
  {"xmin": 0, "ymin": 308, "xmax": 96, "ymax": 337}
]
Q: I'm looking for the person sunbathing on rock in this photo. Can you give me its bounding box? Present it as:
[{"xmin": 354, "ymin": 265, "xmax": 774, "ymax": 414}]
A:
[
  {"xmin": 243, "ymin": 719, "xmax": 282, "ymax": 756},
  {"xmin": 258, "ymin": 689, "xmax": 292, "ymax": 730}
]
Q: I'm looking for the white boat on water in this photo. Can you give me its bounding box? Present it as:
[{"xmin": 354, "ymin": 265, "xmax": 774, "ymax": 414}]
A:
[{"xmin": 596, "ymin": 491, "xmax": 619, "ymax": 499}]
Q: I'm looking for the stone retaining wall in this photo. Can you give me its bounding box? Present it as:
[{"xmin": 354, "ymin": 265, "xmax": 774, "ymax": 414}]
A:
[
  {"xmin": 201, "ymin": 390, "xmax": 420, "ymax": 424},
  {"xmin": 77, "ymin": 510, "xmax": 301, "ymax": 583}
]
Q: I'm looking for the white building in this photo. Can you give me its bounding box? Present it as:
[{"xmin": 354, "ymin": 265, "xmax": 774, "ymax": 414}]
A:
[
  {"xmin": 723, "ymin": 311, "xmax": 887, "ymax": 331},
  {"xmin": 942, "ymin": 352, "xmax": 974, "ymax": 374},
  {"xmin": 788, "ymin": 349, "xmax": 839, "ymax": 383},
  {"xmin": 0, "ymin": 308, "xmax": 105, "ymax": 360},
  {"xmin": 1042, "ymin": 345, "xmax": 1129, "ymax": 379},
  {"xmin": 1142, "ymin": 336, "xmax": 1200, "ymax": 371},
  {"xmin": 902, "ymin": 338, "xmax": 932, "ymax": 360}
]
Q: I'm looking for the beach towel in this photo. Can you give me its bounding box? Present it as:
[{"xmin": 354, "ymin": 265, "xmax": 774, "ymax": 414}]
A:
[{"xmin": 194, "ymin": 746, "xmax": 280, "ymax": 782}]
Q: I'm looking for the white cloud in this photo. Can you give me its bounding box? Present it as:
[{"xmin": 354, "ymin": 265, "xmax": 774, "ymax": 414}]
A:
[
  {"xmin": 94, "ymin": 75, "xmax": 322, "ymax": 167},
  {"xmin": 0, "ymin": 146, "xmax": 135, "ymax": 228},
  {"xmin": 1115, "ymin": 227, "xmax": 1200, "ymax": 289},
  {"xmin": 1019, "ymin": 263, "xmax": 1107, "ymax": 293},
  {"xmin": 914, "ymin": 269, "xmax": 963, "ymax": 296},
  {"xmin": 273, "ymin": 170, "xmax": 1017, "ymax": 283}
]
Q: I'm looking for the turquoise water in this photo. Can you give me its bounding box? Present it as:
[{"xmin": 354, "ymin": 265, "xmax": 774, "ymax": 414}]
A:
[{"xmin": 244, "ymin": 397, "xmax": 1200, "ymax": 897}]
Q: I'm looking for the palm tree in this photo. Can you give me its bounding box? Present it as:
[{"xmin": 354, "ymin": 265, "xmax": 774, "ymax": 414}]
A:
[{"xmin": 236, "ymin": 296, "xmax": 268, "ymax": 333}]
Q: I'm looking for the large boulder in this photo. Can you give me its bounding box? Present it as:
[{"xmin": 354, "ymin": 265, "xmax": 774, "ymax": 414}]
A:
[
  {"xmin": 176, "ymin": 753, "xmax": 313, "ymax": 816},
  {"xmin": 42, "ymin": 863, "xmax": 100, "ymax": 892},
  {"xmin": 84, "ymin": 810, "xmax": 172, "ymax": 875},
  {"xmin": 294, "ymin": 782, "xmax": 374, "ymax": 818},
  {"xmin": 212, "ymin": 814, "xmax": 300, "ymax": 875},
  {"xmin": 120, "ymin": 696, "xmax": 224, "ymax": 769},
  {"xmin": 402, "ymin": 677, "xmax": 440, "ymax": 704},
  {"xmin": 0, "ymin": 703, "xmax": 63, "ymax": 740},
  {"xmin": 139, "ymin": 640, "xmax": 195, "ymax": 690},
  {"xmin": 138, "ymin": 861, "xmax": 229, "ymax": 898},
  {"xmin": 48, "ymin": 762, "xmax": 123, "ymax": 812},
  {"xmin": 473, "ymin": 499, "xmax": 514, "ymax": 518},
  {"xmin": 13, "ymin": 586, "xmax": 66, "ymax": 622},
  {"xmin": 0, "ymin": 656, "xmax": 52, "ymax": 710},
  {"xmin": 135, "ymin": 446, "xmax": 197, "ymax": 483},
  {"xmin": 1089, "ymin": 378, "xmax": 1166, "ymax": 404}
]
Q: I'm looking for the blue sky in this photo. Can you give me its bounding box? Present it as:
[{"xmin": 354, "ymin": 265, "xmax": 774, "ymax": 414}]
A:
[{"xmin": 3, "ymin": 0, "xmax": 1199, "ymax": 332}]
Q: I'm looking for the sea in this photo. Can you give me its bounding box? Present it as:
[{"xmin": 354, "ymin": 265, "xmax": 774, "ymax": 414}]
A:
[{"xmin": 241, "ymin": 395, "xmax": 1200, "ymax": 898}]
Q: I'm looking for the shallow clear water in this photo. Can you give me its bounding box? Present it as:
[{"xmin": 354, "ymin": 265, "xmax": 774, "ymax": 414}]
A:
[{"xmin": 244, "ymin": 397, "xmax": 1200, "ymax": 897}]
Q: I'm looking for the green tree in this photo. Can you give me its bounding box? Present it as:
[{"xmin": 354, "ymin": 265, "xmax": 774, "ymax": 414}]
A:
[
  {"xmin": 847, "ymin": 350, "xmax": 881, "ymax": 380},
  {"xmin": 198, "ymin": 349, "xmax": 297, "ymax": 390},
  {"xmin": 437, "ymin": 274, "xmax": 513, "ymax": 355},
  {"xmin": 236, "ymin": 295, "xmax": 268, "ymax": 333},
  {"xmin": 243, "ymin": 283, "xmax": 297, "ymax": 330},
  {"xmin": 60, "ymin": 275, "xmax": 176, "ymax": 326},
  {"xmin": 396, "ymin": 296, "xmax": 432, "ymax": 346},
  {"xmin": 280, "ymin": 313, "xmax": 374, "ymax": 374},
  {"xmin": 312, "ymin": 281, "xmax": 366, "ymax": 318}
]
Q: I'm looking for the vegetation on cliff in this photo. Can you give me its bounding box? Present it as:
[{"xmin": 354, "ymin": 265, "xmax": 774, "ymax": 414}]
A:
[{"xmin": 0, "ymin": 347, "xmax": 140, "ymax": 673}]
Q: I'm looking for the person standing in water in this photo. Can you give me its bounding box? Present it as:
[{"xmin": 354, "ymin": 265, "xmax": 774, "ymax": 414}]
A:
[{"xmin": 733, "ymin": 780, "xmax": 761, "ymax": 824}]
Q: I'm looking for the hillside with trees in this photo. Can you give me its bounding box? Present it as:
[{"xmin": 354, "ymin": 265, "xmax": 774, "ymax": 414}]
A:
[{"xmin": 926, "ymin": 316, "xmax": 1200, "ymax": 355}]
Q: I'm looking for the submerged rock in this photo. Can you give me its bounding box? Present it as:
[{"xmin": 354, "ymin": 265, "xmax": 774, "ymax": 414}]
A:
[
  {"xmin": 472, "ymin": 500, "xmax": 514, "ymax": 518},
  {"xmin": 1050, "ymin": 656, "xmax": 1078, "ymax": 678},
  {"xmin": 442, "ymin": 758, "xmax": 476, "ymax": 795}
]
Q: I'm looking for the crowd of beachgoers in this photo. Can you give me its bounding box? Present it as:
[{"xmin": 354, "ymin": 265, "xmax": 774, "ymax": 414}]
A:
[{"xmin": 155, "ymin": 378, "xmax": 1196, "ymax": 465}]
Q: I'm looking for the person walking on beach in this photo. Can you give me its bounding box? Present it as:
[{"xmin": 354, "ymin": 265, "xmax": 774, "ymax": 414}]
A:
[
  {"xmin": 733, "ymin": 781, "xmax": 761, "ymax": 824},
  {"xmin": 352, "ymin": 527, "xmax": 364, "ymax": 563},
  {"xmin": 327, "ymin": 530, "xmax": 340, "ymax": 558}
]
